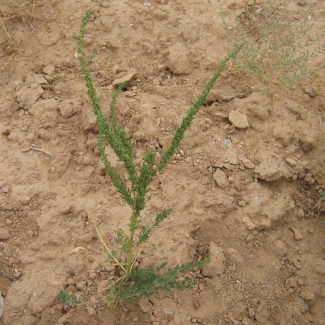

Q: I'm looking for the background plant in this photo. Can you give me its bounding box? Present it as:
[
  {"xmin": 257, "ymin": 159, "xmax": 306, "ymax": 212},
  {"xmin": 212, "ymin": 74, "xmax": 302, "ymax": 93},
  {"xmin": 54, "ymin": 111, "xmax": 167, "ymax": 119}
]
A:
[
  {"xmin": 58, "ymin": 290, "xmax": 88, "ymax": 306},
  {"xmin": 78, "ymin": 9, "xmax": 243, "ymax": 304},
  {"xmin": 10, "ymin": 0, "xmax": 37, "ymax": 19},
  {"xmin": 0, "ymin": 18, "xmax": 19, "ymax": 56},
  {"xmin": 222, "ymin": 0, "xmax": 325, "ymax": 92}
]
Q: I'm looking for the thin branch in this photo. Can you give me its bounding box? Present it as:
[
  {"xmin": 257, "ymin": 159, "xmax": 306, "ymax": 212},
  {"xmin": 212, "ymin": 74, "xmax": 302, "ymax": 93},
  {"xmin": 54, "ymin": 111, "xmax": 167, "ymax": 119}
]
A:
[
  {"xmin": 130, "ymin": 249, "xmax": 142, "ymax": 272},
  {"xmin": 88, "ymin": 209, "xmax": 126, "ymax": 272},
  {"xmin": 0, "ymin": 18, "xmax": 13, "ymax": 41},
  {"xmin": 29, "ymin": 144, "xmax": 54, "ymax": 159}
]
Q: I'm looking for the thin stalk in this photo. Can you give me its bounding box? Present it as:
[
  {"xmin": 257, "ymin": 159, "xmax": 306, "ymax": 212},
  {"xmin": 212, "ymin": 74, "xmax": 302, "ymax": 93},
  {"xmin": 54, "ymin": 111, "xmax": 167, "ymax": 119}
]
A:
[
  {"xmin": 99, "ymin": 275, "xmax": 125, "ymax": 293},
  {"xmin": 89, "ymin": 209, "xmax": 127, "ymax": 272},
  {"xmin": 131, "ymin": 249, "xmax": 142, "ymax": 271},
  {"xmin": 0, "ymin": 18, "xmax": 13, "ymax": 42},
  {"xmin": 125, "ymin": 197, "xmax": 138, "ymax": 275},
  {"xmin": 126, "ymin": 229, "xmax": 134, "ymax": 274},
  {"xmin": 32, "ymin": 0, "xmax": 36, "ymax": 18}
]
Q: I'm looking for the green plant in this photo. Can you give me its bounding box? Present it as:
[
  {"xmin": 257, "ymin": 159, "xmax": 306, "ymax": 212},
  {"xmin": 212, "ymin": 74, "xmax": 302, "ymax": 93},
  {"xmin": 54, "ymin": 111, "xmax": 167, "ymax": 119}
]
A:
[
  {"xmin": 222, "ymin": 0, "xmax": 325, "ymax": 92},
  {"xmin": 78, "ymin": 9, "xmax": 243, "ymax": 304},
  {"xmin": 58, "ymin": 290, "xmax": 88, "ymax": 306},
  {"xmin": 320, "ymin": 190, "xmax": 325, "ymax": 201}
]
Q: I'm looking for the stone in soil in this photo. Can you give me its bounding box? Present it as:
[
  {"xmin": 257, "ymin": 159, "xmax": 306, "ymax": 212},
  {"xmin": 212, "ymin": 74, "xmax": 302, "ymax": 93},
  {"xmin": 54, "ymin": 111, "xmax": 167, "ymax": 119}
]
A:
[
  {"xmin": 290, "ymin": 227, "xmax": 303, "ymax": 240},
  {"xmin": 242, "ymin": 217, "xmax": 256, "ymax": 230},
  {"xmin": 113, "ymin": 69, "xmax": 136, "ymax": 87},
  {"xmin": 213, "ymin": 168, "xmax": 229, "ymax": 189},
  {"xmin": 0, "ymin": 227, "xmax": 10, "ymax": 240},
  {"xmin": 241, "ymin": 158, "xmax": 255, "ymax": 169},
  {"xmin": 229, "ymin": 110, "xmax": 249, "ymax": 129},
  {"xmin": 285, "ymin": 158, "xmax": 297, "ymax": 166},
  {"xmin": 138, "ymin": 298, "xmax": 152, "ymax": 313},
  {"xmin": 43, "ymin": 65, "xmax": 55, "ymax": 75},
  {"xmin": 18, "ymin": 195, "xmax": 31, "ymax": 205},
  {"xmin": 274, "ymin": 240, "xmax": 288, "ymax": 257},
  {"xmin": 167, "ymin": 44, "xmax": 192, "ymax": 75}
]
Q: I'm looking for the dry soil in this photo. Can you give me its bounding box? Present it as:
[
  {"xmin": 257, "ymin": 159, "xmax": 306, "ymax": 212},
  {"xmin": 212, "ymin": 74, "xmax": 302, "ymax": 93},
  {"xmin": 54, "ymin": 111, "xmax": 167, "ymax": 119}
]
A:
[{"xmin": 1, "ymin": 1, "xmax": 325, "ymax": 325}]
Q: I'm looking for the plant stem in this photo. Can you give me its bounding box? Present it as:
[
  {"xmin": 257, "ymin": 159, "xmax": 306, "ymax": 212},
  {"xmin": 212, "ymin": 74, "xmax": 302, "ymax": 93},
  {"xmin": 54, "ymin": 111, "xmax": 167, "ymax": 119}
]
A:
[
  {"xmin": 89, "ymin": 209, "xmax": 127, "ymax": 272},
  {"xmin": 126, "ymin": 215, "xmax": 135, "ymax": 274},
  {"xmin": 126, "ymin": 197, "xmax": 138, "ymax": 275}
]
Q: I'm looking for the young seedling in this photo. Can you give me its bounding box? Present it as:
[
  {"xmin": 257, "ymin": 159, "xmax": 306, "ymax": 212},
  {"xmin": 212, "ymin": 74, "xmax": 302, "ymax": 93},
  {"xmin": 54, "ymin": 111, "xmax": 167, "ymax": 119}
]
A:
[
  {"xmin": 78, "ymin": 9, "xmax": 244, "ymax": 304},
  {"xmin": 58, "ymin": 290, "xmax": 88, "ymax": 306}
]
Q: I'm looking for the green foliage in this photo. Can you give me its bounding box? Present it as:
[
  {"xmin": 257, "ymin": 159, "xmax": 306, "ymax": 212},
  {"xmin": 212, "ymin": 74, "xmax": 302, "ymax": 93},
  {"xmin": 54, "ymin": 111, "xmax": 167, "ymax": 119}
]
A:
[
  {"xmin": 105, "ymin": 259, "xmax": 211, "ymax": 304},
  {"xmin": 320, "ymin": 190, "xmax": 325, "ymax": 202},
  {"xmin": 78, "ymin": 9, "xmax": 243, "ymax": 304},
  {"xmin": 136, "ymin": 208, "xmax": 173, "ymax": 245},
  {"xmin": 58, "ymin": 290, "xmax": 88, "ymax": 306},
  {"xmin": 222, "ymin": 0, "xmax": 325, "ymax": 91}
]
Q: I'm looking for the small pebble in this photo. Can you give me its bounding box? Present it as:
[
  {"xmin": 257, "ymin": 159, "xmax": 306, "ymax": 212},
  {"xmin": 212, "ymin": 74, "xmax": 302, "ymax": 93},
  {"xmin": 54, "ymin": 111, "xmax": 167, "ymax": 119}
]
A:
[
  {"xmin": 292, "ymin": 258, "xmax": 302, "ymax": 269},
  {"xmin": 290, "ymin": 227, "xmax": 303, "ymax": 240},
  {"xmin": 229, "ymin": 110, "xmax": 249, "ymax": 129},
  {"xmin": 241, "ymin": 158, "xmax": 255, "ymax": 169},
  {"xmin": 223, "ymin": 139, "xmax": 233, "ymax": 148},
  {"xmin": 245, "ymin": 233, "xmax": 254, "ymax": 243},
  {"xmin": 163, "ymin": 309, "xmax": 174, "ymax": 316},
  {"xmin": 172, "ymin": 20, "xmax": 180, "ymax": 27},
  {"xmin": 5, "ymin": 219, "xmax": 13, "ymax": 226},
  {"xmin": 286, "ymin": 277, "xmax": 297, "ymax": 288},
  {"xmin": 138, "ymin": 299, "xmax": 151, "ymax": 313},
  {"xmin": 213, "ymin": 169, "xmax": 229, "ymax": 189},
  {"xmin": 76, "ymin": 281, "xmax": 86, "ymax": 290},
  {"xmin": 304, "ymin": 173, "xmax": 314, "ymax": 184},
  {"xmin": 239, "ymin": 200, "xmax": 246, "ymax": 207},
  {"xmin": 243, "ymin": 217, "xmax": 256, "ymax": 230},
  {"xmin": 0, "ymin": 228, "xmax": 10, "ymax": 240},
  {"xmin": 163, "ymin": 309, "xmax": 174, "ymax": 320},
  {"xmin": 285, "ymin": 158, "xmax": 297, "ymax": 166},
  {"xmin": 19, "ymin": 196, "xmax": 31, "ymax": 205},
  {"xmin": 66, "ymin": 278, "xmax": 76, "ymax": 285},
  {"xmin": 274, "ymin": 240, "xmax": 288, "ymax": 257},
  {"xmin": 86, "ymin": 306, "xmax": 96, "ymax": 315}
]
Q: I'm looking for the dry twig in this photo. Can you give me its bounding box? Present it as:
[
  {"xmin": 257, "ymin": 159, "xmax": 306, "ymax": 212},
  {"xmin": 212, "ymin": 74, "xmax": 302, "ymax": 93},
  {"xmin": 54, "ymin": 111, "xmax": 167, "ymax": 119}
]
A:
[{"xmin": 29, "ymin": 144, "xmax": 54, "ymax": 159}]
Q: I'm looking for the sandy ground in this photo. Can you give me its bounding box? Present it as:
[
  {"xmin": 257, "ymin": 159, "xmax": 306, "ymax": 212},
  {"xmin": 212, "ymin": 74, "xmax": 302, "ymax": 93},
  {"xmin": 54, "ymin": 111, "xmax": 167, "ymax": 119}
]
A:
[{"xmin": 1, "ymin": 0, "xmax": 325, "ymax": 324}]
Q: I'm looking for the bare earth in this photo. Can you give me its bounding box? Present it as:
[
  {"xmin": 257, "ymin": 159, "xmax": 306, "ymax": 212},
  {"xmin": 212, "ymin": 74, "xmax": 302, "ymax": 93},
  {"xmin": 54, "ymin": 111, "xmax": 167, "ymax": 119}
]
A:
[{"xmin": 1, "ymin": 1, "xmax": 325, "ymax": 324}]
